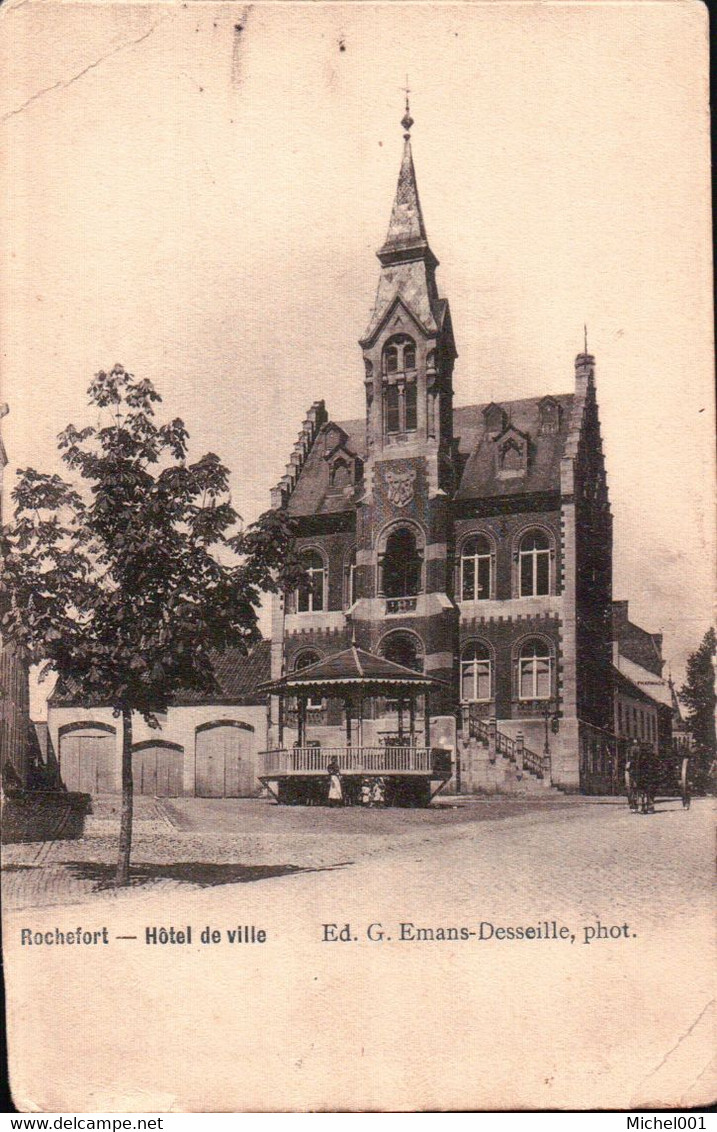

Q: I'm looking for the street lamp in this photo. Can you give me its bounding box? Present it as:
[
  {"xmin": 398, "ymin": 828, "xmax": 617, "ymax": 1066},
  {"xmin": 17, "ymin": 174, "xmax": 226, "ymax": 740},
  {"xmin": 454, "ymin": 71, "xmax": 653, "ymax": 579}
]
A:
[{"xmin": 542, "ymin": 700, "xmax": 559, "ymax": 781}]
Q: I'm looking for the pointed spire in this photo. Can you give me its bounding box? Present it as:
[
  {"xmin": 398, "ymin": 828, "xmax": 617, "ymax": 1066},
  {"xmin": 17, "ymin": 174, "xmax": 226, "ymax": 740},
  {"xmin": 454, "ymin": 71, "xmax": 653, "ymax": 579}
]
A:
[{"xmin": 378, "ymin": 92, "xmax": 432, "ymax": 264}]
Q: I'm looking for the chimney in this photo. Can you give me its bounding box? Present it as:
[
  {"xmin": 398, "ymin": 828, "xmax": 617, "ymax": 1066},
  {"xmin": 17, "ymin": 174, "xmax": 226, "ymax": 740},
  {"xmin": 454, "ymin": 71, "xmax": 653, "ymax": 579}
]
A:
[{"xmin": 575, "ymin": 351, "xmax": 595, "ymax": 390}]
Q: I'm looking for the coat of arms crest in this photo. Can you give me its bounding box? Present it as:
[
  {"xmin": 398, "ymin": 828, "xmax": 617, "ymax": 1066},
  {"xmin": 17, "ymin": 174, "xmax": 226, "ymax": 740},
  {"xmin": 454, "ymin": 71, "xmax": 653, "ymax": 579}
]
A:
[{"xmin": 384, "ymin": 465, "xmax": 417, "ymax": 508}]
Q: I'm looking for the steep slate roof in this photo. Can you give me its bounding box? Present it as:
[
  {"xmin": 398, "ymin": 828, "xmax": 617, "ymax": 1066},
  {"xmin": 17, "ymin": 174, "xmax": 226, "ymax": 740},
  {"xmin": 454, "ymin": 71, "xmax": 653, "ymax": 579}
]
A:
[
  {"xmin": 612, "ymin": 601, "xmax": 664, "ymax": 677},
  {"xmin": 453, "ymin": 394, "xmax": 574, "ymax": 500},
  {"xmin": 285, "ymin": 393, "xmax": 574, "ymax": 517},
  {"xmin": 286, "ymin": 419, "xmax": 364, "ymax": 517},
  {"xmin": 49, "ymin": 640, "xmax": 271, "ymax": 708},
  {"xmin": 380, "ymin": 137, "xmax": 429, "ymax": 256},
  {"xmin": 613, "ymin": 665, "xmax": 663, "ymax": 709}
]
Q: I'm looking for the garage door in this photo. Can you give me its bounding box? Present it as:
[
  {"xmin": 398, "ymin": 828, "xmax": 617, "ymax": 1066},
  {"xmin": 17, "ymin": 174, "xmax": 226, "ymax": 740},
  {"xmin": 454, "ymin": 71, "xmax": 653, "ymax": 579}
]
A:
[
  {"xmin": 133, "ymin": 743, "xmax": 183, "ymax": 797},
  {"xmin": 60, "ymin": 730, "xmax": 116, "ymax": 794},
  {"xmin": 195, "ymin": 723, "xmax": 254, "ymax": 797}
]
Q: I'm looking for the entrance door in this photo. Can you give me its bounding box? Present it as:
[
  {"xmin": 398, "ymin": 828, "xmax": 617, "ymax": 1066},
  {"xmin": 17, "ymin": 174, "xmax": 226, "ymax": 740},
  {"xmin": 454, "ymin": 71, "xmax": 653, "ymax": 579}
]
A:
[
  {"xmin": 133, "ymin": 744, "xmax": 183, "ymax": 797},
  {"xmin": 195, "ymin": 723, "xmax": 254, "ymax": 797},
  {"xmin": 60, "ymin": 730, "xmax": 116, "ymax": 793}
]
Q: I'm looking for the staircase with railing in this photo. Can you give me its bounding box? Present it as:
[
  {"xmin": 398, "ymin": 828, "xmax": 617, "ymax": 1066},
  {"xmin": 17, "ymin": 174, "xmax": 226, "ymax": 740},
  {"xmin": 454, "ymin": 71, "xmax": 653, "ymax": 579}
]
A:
[{"xmin": 459, "ymin": 705, "xmax": 552, "ymax": 792}]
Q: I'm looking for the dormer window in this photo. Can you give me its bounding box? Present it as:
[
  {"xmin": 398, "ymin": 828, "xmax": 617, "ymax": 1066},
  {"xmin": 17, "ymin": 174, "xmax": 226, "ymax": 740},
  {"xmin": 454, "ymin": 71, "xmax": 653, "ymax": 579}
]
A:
[
  {"xmin": 483, "ymin": 403, "xmax": 507, "ymax": 436},
  {"xmin": 329, "ymin": 456, "xmax": 351, "ymax": 491},
  {"xmin": 539, "ymin": 396, "xmax": 562, "ymax": 435},
  {"xmin": 500, "ymin": 437, "xmax": 524, "ymax": 472},
  {"xmin": 494, "ymin": 424, "xmax": 529, "ymax": 479}
]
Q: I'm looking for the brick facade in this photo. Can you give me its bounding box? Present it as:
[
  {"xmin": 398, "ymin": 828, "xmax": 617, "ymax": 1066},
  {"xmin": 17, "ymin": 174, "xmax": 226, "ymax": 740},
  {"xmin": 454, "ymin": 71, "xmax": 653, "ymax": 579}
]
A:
[{"xmin": 269, "ymin": 120, "xmax": 615, "ymax": 792}]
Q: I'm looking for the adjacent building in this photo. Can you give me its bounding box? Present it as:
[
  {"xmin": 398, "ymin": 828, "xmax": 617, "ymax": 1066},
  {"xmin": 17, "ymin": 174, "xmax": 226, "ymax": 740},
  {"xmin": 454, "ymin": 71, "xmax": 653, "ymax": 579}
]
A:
[{"xmin": 46, "ymin": 643, "xmax": 270, "ymax": 797}]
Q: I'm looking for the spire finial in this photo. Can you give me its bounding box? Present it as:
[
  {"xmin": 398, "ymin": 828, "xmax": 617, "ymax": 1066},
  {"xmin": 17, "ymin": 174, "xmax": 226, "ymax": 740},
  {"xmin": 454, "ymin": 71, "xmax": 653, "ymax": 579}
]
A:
[
  {"xmin": 584, "ymin": 323, "xmax": 588, "ymax": 355},
  {"xmin": 401, "ymin": 76, "xmax": 413, "ymax": 138}
]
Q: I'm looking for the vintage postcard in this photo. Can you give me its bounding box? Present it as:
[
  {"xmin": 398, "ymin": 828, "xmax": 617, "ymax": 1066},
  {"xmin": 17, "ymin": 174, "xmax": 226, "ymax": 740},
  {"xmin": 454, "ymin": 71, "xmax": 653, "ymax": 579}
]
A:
[{"xmin": 0, "ymin": 0, "xmax": 714, "ymax": 1114}]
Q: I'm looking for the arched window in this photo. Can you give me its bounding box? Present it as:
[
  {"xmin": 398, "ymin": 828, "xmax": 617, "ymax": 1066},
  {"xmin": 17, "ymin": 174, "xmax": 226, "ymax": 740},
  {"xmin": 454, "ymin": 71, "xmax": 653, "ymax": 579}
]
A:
[
  {"xmin": 384, "ymin": 345, "xmax": 399, "ymax": 374},
  {"xmin": 382, "ymin": 334, "xmax": 416, "ymax": 376},
  {"xmin": 380, "ymin": 631, "xmax": 423, "ymax": 672},
  {"xmin": 461, "ymin": 642, "xmax": 491, "ymax": 702},
  {"xmin": 294, "ymin": 650, "xmax": 322, "ymax": 710},
  {"xmin": 519, "ymin": 530, "xmax": 551, "ymax": 597},
  {"xmin": 379, "ymin": 631, "xmax": 423, "ymax": 714},
  {"xmin": 297, "ymin": 549, "xmax": 326, "ymax": 613},
  {"xmin": 381, "ymin": 527, "xmax": 423, "ymax": 598},
  {"xmin": 517, "ymin": 638, "xmax": 552, "ymax": 700},
  {"xmin": 460, "ymin": 534, "xmax": 492, "ymax": 601}
]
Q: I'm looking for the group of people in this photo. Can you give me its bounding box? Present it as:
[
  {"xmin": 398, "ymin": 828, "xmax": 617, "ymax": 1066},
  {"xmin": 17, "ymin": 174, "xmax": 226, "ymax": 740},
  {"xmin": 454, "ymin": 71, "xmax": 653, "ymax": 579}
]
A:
[{"xmin": 326, "ymin": 759, "xmax": 386, "ymax": 807}]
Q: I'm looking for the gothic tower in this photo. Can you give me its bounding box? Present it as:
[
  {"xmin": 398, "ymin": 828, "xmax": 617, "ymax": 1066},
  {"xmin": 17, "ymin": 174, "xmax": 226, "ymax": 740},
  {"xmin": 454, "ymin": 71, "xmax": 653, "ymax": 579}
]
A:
[{"xmin": 352, "ymin": 103, "xmax": 458, "ymax": 707}]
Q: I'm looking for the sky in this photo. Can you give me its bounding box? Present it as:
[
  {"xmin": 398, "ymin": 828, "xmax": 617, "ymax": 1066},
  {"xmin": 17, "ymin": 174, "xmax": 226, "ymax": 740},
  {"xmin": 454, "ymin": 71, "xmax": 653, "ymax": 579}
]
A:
[{"xmin": 0, "ymin": 0, "xmax": 713, "ymax": 716}]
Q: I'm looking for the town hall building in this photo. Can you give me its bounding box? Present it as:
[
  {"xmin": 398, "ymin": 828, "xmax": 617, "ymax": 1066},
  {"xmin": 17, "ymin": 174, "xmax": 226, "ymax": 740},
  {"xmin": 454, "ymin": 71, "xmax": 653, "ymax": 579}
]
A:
[
  {"xmin": 45, "ymin": 104, "xmax": 678, "ymax": 801},
  {"xmin": 266, "ymin": 103, "xmax": 614, "ymax": 793}
]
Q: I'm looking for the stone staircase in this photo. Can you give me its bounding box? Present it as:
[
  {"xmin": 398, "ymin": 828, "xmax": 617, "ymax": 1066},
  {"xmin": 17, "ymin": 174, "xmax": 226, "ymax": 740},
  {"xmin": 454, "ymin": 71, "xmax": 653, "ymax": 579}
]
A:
[{"xmin": 457, "ymin": 711, "xmax": 561, "ymax": 796}]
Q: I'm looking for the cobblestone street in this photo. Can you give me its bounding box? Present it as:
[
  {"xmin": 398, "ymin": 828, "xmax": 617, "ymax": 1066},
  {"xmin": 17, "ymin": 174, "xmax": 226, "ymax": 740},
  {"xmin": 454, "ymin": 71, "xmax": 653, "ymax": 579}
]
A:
[
  {"xmin": 2, "ymin": 793, "xmax": 585, "ymax": 910},
  {"xmin": 1, "ymin": 794, "xmax": 710, "ymax": 919}
]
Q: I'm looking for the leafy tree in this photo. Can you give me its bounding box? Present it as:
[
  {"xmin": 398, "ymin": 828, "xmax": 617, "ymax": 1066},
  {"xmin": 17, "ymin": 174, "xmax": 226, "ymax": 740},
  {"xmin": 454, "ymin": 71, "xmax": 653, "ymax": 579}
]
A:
[
  {"xmin": 0, "ymin": 365, "xmax": 299, "ymax": 884},
  {"xmin": 680, "ymin": 627, "xmax": 716, "ymax": 785}
]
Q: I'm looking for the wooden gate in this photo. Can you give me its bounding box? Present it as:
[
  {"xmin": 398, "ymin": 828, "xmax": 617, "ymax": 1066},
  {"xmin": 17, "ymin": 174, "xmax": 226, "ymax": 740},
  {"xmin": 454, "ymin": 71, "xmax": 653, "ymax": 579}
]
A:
[
  {"xmin": 60, "ymin": 727, "xmax": 116, "ymax": 794},
  {"xmin": 195, "ymin": 721, "xmax": 255, "ymax": 797},
  {"xmin": 132, "ymin": 742, "xmax": 183, "ymax": 797}
]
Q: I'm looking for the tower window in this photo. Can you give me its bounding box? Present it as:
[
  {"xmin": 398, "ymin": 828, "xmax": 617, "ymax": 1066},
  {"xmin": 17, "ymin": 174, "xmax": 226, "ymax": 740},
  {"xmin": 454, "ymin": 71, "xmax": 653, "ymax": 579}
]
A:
[
  {"xmin": 461, "ymin": 641, "xmax": 492, "ymax": 702},
  {"xmin": 297, "ymin": 549, "xmax": 326, "ymax": 613},
  {"xmin": 382, "ymin": 334, "xmax": 416, "ymax": 375},
  {"xmin": 385, "ymin": 385, "xmax": 400, "ymax": 434},
  {"xmin": 381, "ymin": 527, "xmax": 423, "ymax": 598},
  {"xmin": 518, "ymin": 638, "xmax": 553, "ymax": 700},
  {"xmin": 460, "ymin": 534, "xmax": 493, "ymax": 601},
  {"xmin": 405, "ymin": 383, "xmax": 417, "ymax": 431},
  {"xmin": 329, "ymin": 457, "xmax": 351, "ymax": 491},
  {"xmin": 519, "ymin": 530, "xmax": 551, "ymax": 597}
]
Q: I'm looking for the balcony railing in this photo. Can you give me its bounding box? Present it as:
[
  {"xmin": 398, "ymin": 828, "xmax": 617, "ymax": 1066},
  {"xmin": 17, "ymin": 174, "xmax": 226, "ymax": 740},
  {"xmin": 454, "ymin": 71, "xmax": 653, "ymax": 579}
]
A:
[
  {"xmin": 261, "ymin": 746, "xmax": 450, "ymax": 776},
  {"xmin": 385, "ymin": 597, "xmax": 418, "ymax": 614}
]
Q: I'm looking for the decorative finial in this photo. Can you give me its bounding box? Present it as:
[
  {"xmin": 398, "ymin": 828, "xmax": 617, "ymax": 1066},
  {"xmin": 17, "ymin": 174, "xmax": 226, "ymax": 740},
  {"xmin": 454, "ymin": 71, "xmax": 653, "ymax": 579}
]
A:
[
  {"xmin": 584, "ymin": 323, "xmax": 588, "ymax": 355},
  {"xmin": 401, "ymin": 76, "xmax": 413, "ymax": 138}
]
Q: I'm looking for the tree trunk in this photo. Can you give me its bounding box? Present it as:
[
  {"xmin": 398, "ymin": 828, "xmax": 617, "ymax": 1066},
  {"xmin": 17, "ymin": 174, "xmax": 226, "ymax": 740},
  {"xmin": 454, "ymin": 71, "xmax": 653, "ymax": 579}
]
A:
[{"xmin": 115, "ymin": 705, "xmax": 133, "ymax": 886}]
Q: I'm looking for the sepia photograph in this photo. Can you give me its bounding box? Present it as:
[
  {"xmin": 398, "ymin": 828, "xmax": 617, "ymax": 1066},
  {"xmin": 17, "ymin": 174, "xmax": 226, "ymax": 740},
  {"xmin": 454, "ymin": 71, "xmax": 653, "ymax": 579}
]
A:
[{"xmin": 0, "ymin": 0, "xmax": 714, "ymax": 1114}]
